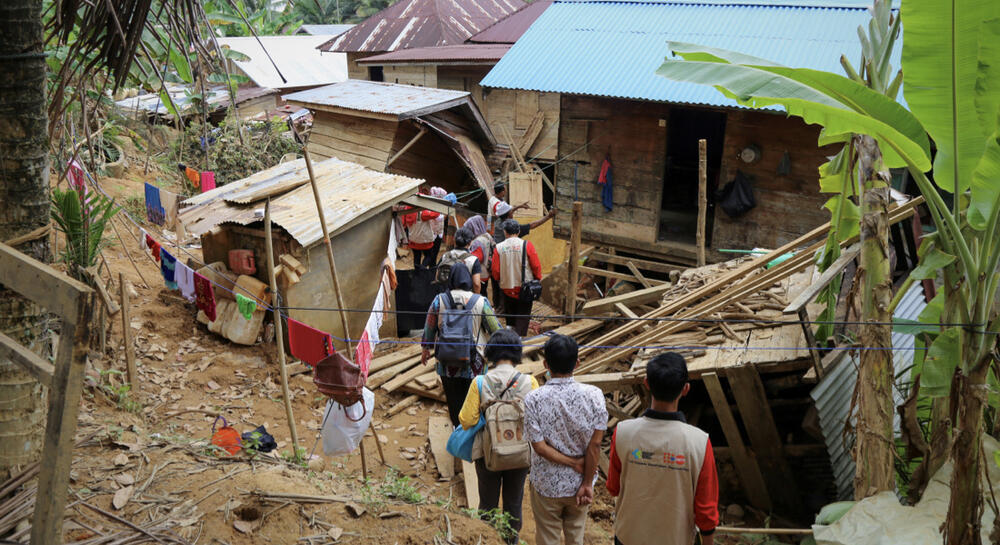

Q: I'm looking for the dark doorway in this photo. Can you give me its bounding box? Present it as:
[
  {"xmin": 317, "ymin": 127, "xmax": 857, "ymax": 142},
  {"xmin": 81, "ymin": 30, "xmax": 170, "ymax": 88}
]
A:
[
  {"xmin": 659, "ymin": 108, "xmax": 727, "ymax": 244},
  {"xmin": 368, "ymin": 66, "xmax": 384, "ymax": 82}
]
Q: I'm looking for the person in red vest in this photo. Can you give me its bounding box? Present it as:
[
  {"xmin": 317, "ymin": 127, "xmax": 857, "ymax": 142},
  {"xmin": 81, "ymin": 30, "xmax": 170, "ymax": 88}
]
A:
[
  {"xmin": 607, "ymin": 352, "xmax": 719, "ymax": 545},
  {"xmin": 490, "ymin": 219, "xmax": 542, "ymax": 336}
]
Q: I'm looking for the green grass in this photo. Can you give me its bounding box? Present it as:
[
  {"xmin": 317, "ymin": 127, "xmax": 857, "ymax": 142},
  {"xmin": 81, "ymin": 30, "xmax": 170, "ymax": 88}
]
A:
[{"xmin": 462, "ymin": 507, "xmax": 519, "ymax": 542}]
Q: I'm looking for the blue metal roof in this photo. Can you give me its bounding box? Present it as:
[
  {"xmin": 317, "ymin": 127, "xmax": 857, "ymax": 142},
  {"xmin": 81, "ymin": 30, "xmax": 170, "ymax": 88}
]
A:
[{"xmin": 481, "ymin": 0, "xmax": 890, "ymax": 107}]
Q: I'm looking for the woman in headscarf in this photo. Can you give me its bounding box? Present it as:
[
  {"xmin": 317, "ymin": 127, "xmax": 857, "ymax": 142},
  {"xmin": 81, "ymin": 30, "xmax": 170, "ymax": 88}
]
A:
[
  {"xmin": 420, "ymin": 264, "xmax": 502, "ymax": 426},
  {"xmin": 464, "ymin": 215, "xmax": 493, "ymax": 295}
]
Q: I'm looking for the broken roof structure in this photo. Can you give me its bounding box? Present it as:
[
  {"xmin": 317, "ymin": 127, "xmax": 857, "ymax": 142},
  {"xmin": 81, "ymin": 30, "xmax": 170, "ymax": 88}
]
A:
[
  {"xmin": 318, "ymin": 0, "xmax": 525, "ymax": 53},
  {"xmin": 217, "ymin": 35, "xmax": 348, "ymax": 90},
  {"xmin": 114, "ymin": 85, "xmax": 277, "ymax": 120},
  {"xmin": 284, "ymin": 80, "xmax": 496, "ymax": 193}
]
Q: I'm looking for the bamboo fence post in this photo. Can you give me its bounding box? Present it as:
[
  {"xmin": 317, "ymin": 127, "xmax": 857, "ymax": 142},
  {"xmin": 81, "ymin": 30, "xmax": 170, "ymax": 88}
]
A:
[
  {"xmin": 265, "ymin": 199, "xmax": 300, "ymax": 456},
  {"xmin": 119, "ymin": 273, "xmax": 137, "ymax": 387},
  {"xmin": 565, "ymin": 201, "xmax": 583, "ymax": 316},
  {"xmin": 697, "ymin": 139, "xmax": 707, "ymax": 267}
]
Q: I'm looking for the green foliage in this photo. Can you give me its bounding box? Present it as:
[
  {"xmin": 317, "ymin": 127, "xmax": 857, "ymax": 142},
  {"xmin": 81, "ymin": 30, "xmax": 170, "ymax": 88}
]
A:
[
  {"xmin": 281, "ymin": 446, "xmax": 309, "ymax": 467},
  {"xmin": 378, "ymin": 468, "xmax": 424, "ymax": 504},
  {"xmin": 462, "ymin": 507, "xmax": 518, "ymax": 542},
  {"xmin": 97, "ymin": 370, "xmax": 142, "ymax": 413},
  {"xmin": 204, "ymin": 0, "xmax": 301, "ymax": 36},
  {"xmin": 170, "ymin": 115, "xmax": 300, "ymax": 191},
  {"xmin": 291, "ymin": 0, "xmax": 398, "ymax": 24},
  {"xmin": 51, "ymin": 187, "xmax": 120, "ymax": 278}
]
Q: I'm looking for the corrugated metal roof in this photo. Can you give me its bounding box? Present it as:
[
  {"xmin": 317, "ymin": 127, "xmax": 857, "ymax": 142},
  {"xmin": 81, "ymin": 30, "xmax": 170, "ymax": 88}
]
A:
[
  {"xmin": 115, "ymin": 85, "xmax": 275, "ymax": 116},
  {"xmin": 319, "ymin": 0, "xmax": 525, "ymax": 53},
  {"xmin": 178, "ymin": 157, "xmax": 422, "ymax": 247},
  {"xmin": 481, "ymin": 0, "xmax": 890, "ymax": 108},
  {"xmin": 466, "ymin": 1, "xmax": 552, "ymax": 44},
  {"xmin": 295, "ymin": 24, "xmax": 355, "ymax": 36},
  {"xmin": 217, "ymin": 35, "xmax": 348, "ymax": 90},
  {"xmin": 811, "ymin": 282, "xmax": 928, "ymax": 500},
  {"xmin": 358, "ymin": 43, "xmax": 510, "ymax": 65},
  {"xmin": 283, "ymin": 79, "xmax": 471, "ymax": 117}
]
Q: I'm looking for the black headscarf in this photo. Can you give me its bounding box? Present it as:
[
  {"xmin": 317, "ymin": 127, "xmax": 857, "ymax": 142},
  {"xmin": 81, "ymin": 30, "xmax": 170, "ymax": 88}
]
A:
[{"xmin": 448, "ymin": 260, "xmax": 473, "ymax": 291}]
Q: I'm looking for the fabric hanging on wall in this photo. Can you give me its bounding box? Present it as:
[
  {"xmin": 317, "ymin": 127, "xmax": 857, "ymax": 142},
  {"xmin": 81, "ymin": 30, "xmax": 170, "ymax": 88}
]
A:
[
  {"xmin": 200, "ymin": 171, "xmax": 216, "ymax": 193},
  {"xmin": 176, "ymin": 262, "xmax": 196, "ymax": 302},
  {"xmin": 144, "ymin": 183, "xmax": 165, "ymax": 225},
  {"xmin": 160, "ymin": 249, "xmax": 178, "ymax": 290},
  {"xmin": 287, "ymin": 318, "xmax": 334, "ymax": 367},
  {"xmin": 235, "ymin": 293, "xmax": 256, "ymax": 321},
  {"xmin": 194, "ymin": 272, "xmax": 217, "ymax": 321},
  {"xmin": 598, "ymin": 156, "xmax": 614, "ymax": 212}
]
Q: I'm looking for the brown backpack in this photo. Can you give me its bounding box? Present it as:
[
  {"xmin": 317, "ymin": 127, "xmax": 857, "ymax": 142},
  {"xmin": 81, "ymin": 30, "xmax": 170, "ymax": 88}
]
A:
[{"xmin": 314, "ymin": 351, "xmax": 366, "ymax": 420}]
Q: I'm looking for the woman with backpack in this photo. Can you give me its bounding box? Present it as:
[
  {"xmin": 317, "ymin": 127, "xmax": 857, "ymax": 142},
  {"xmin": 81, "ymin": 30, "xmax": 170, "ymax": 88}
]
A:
[
  {"xmin": 421, "ymin": 264, "xmax": 502, "ymax": 426},
  {"xmin": 464, "ymin": 215, "xmax": 494, "ymax": 296},
  {"xmin": 435, "ymin": 226, "xmax": 483, "ymax": 293},
  {"xmin": 457, "ymin": 328, "xmax": 539, "ymax": 545}
]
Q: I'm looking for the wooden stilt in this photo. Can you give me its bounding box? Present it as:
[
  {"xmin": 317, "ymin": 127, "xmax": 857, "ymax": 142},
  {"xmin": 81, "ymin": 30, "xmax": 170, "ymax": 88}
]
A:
[
  {"xmin": 120, "ymin": 273, "xmax": 137, "ymax": 387},
  {"xmin": 697, "ymin": 139, "xmax": 707, "ymax": 267},
  {"xmin": 265, "ymin": 199, "xmax": 300, "ymax": 456},
  {"xmin": 565, "ymin": 201, "xmax": 582, "ymax": 316}
]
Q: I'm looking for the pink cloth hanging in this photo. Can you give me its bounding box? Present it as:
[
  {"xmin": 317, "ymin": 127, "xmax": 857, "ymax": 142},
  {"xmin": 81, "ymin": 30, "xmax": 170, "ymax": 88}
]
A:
[{"xmin": 200, "ymin": 171, "xmax": 216, "ymax": 192}]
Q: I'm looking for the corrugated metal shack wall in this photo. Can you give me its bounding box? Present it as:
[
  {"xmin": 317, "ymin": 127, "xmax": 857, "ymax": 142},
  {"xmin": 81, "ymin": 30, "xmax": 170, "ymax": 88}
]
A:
[{"xmin": 811, "ymin": 282, "xmax": 927, "ymax": 499}]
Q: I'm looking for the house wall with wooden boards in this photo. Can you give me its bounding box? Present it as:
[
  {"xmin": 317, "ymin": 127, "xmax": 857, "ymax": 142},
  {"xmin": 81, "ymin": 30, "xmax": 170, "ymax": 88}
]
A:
[
  {"xmin": 483, "ymin": 88, "xmax": 559, "ymax": 162},
  {"xmin": 306, "ymin": 111, "xmax": 397, "ymax": 171},
  {"xmin": 553, "ymin": 94, "xmax": 832, "ymax": 262},
  {"xmin": 383, "ymin": 64, "xmax": 438, "ymax": 87},
  {"xmin": 346, "ymin": 52, "xmax": 373, "ymax": 80},
  {"xmin": 712, "ymin": 109, "xmax": 835, "ymax": 256}
]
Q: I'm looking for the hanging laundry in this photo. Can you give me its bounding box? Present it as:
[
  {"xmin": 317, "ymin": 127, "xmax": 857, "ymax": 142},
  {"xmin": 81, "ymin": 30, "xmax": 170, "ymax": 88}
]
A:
[
  {"xmin": 194, "ymin": 272, "xmax": 217, "ymax": 321},
  {"xmin": 200, "ymin": 171, "xmax": 216, "ymax": 193},
  {"xmin": 176, "ymin": 262, "xmax": 196, "ymax": 302},
  {"xmin": 178, "ymin": 164, "xmax": 201, "ymax": 189},
  {"xmin": 140, "ymin": 229, "xmax": 151, "ymax": 251},
  {"xmin": 144, "ymin": 183, "xmax": 165, "ymax": 225},
  {"xmin": 160, "ymin": 188, "xmax": 179, "ymax": 230},
  {"xmin": 235, "ymin": 293, "xmax": 256, "ymax": 321},
  {"xmin": 160, "ymin": 249, "xmax": 178, "ymax": 290},
  {"xmin": 66, "ymin": 160, "xmax": 95, "ymax": 215},
  {"xmin": 598, "ymin": 156, "xmax": 614, "ymax": 212},
  {"xmin": 287, "ymin": 318, "xmax": 334, "ymax": 367},
  {"xmin": 355, "ymin": 330, "xmax": 372, "ymax": 379},
  {"xmin": 145, "ymin": 233, "xmax": 161, "ymax": 263}
]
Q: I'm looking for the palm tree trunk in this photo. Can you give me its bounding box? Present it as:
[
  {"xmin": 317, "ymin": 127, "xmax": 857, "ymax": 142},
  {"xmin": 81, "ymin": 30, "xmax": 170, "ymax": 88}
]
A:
[
  {"xmin": 852, "ymin": 134, "xmax": 895, "ymax": 498},
  {"xmin": 0, "ymin": 0, "xmax": 51, "ymax": 481}
]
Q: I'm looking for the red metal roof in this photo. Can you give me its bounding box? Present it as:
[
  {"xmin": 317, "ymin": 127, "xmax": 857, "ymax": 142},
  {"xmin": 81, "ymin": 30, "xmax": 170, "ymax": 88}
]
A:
[
  {"xmin": 319, "ymin": 0, "xmax": 525, "ymax": 53},
  {"xmin": 358, "ymin": 43, "xmax": 510, "ymax": 65},
  {"xmin": 466, "ymin": 1, "xmax": 552, "ymax": 44}
]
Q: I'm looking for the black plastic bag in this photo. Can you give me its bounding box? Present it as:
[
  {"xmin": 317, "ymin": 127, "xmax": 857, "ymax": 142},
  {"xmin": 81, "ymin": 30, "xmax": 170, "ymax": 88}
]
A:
[
  {"xmin": 716, "ymin": 170, "xmax": 756, "ymax": 218},
  {"xmin": 241, "ymin": 425, "xmax": 277, "ymax": 453}
]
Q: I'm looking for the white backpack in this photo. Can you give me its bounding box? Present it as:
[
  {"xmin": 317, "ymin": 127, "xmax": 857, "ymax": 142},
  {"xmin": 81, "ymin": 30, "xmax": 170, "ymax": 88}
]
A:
[{"xmin": 481, "ymin": 372, "xmax": 531, "ymax": 471}]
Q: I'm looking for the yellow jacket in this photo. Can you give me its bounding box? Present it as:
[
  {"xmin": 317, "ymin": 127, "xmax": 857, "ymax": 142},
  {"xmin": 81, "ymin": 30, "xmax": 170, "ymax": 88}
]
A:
[{"xmin": 458, "ymin": 364, "xmax": 540, "ymax": 429}]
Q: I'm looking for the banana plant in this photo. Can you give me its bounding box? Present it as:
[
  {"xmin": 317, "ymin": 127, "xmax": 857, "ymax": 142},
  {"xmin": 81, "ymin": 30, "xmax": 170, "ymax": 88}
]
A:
[
  {"xmin": 51, "ymin": 188, "xmax": 120, "ymax": 279},
  {"xmin": 656, "ymin": 1, "xmax": 1000, "ymax": 543}
]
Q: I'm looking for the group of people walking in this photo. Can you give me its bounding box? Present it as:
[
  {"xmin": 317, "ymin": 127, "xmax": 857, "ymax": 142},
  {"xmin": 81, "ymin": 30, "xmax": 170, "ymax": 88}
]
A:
[{"xmin": 416, "ymin": 182, "xmax": 719, "ymax": 544}]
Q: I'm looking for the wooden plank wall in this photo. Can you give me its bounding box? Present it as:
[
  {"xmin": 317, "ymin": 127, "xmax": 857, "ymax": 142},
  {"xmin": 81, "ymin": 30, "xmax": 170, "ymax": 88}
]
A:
[
  {"xmin": 711, "ymin": 110, "xmax": 834, "ymax": 255},
  {"xmin": 483, "ymin": 89, "xmax": 559, "ymax": 161},
  {"xmin": 347, "ymin": 52, "xmax": 372, "ymax": 81},
  {"xmin": 383, "ymin": 65, "xmax": 437, "ymax": 87},
  {"xmin": 553, "ymin": 95, "xmax": 667, "ymax": 252},
  {"xmin": 306, "ymin": 111, "xmax": 397, "ymax": 171},
  {"xmin": 437, "ymin": 66, "xmax": 491, "ymax": 108},
  {"xmin": 386, "ymin": 120, "xmax": 470, "ymax": 193},
  {"xmin": 286, "ymin": 210, "xmax": 396, "ymax": 351}
]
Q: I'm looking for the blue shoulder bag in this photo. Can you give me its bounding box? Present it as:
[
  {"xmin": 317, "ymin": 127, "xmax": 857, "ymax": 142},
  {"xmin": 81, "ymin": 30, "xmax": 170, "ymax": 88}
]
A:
[{"xmin": 446, "ymin": 376, "xmax": 486, "ymax": 462}]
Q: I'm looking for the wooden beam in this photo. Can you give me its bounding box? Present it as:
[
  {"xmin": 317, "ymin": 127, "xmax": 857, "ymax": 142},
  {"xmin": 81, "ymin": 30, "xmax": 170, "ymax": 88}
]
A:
[
  {"xmin": 625, "ymin": 261, "xmax": 653, "ymax": 289},
  {"xmin": 30, "ymin": 291, "xmax": 95, "ymax": 545},
  {"xmin": 120, "ymin": 273, "xmax": 137, "ymax": 388},
  {"xmin": 727, "ymin": 365, "xmax": 802, "ymax": 516},
  {"xmin": 266, "ymin": 199, "xmax": 300, "ymax": 456},
  {"xmin": 579, "ymin": 265, "xmax": 666, "ymax": 285},
  {"xmin": 697, "ymin": 139, "xmax": 708, "ymax": 267},
  {"xmin": 461, "ymin": 460, "xmax": 479, "ymax": 508},
  {"xmin": 0, "ymin": 241, "xmax": 90, "ymax": 322},
  {"xmin": 703, "ymin": 372, "xmax": 771, "ymax": 511},
  {"xmin": 0, "ymin": 331, "xmax": 54, "ymax": 388},
  {"xmin": 566, "ymin": 201, "xmax": 582, "ymax": 316},
  {"xmin": 399, "ymin": 194, "xmax": 453, "ymax": 216},
  {"xmin": 385, "ymin": 127, "xmax": 427, "ymax": 167},
  {"xmin": 798, "ymin": 307, "xmax": 824, "ymax": 379},
  {"xmin": 783, "ymin": 243, "xmax": 861, "ymax": 314},
  {"xmin": 614, "ymin": 302, "xmax": 639, "ymax": 320},
  {"xmin": 582, "ymin": 282, "xmax": 673, "ymax": 315},
  {"xmin": 590, "ymin": 251, "xmax": 683, "ymax": 275}
]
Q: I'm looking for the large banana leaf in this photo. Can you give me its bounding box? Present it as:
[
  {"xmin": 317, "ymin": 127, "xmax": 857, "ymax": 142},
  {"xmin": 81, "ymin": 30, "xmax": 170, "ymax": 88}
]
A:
[
  {"xmin": 901, "ymin": 0, "xmax": 997, "ymax": 194},
  {"xmin": 656, "ymin": 56, "xmax": 931, "ymax": 171}
]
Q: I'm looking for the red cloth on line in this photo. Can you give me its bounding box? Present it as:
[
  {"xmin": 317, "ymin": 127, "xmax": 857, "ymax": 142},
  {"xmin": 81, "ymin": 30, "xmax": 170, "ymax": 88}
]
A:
[
  {"xmin": 193, "ymin": 272, "xmax": 216, "ymax": 322},
  {"xmin": 355, "ymin": 330, "xmax": 372, "ymax": 379},
  {"xmin": 146, "ymin": 234, "xmax": 162, "ymax": 263},
  {"xmin": 287, "ymin": 318, "xmax": 334, "ymax": 367},
  {"xmin": 200, "ymin": 171, "xmax": 216, "ymax": 192}
]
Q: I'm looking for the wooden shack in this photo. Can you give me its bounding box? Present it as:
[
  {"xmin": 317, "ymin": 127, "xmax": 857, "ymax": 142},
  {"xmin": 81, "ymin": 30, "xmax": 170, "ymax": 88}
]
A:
[
  {"xmin": 283, "ymin": 80, "xmax": 497, "ymax": 195},
  {"xmin": 178, "ymin": 157, "xmax": 423, "ymax": 350},
  {"xmin": 481, "ymin": 0, "xmax": 877, "ymax": 264}
]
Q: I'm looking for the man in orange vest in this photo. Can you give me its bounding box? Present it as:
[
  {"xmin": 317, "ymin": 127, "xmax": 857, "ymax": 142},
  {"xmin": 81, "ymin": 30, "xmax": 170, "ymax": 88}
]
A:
[
  {"xmin": 491, "ymin": 219, "xmax": 542, "ymax": 336},
  {"xmin": 607, "ymin": 352, "xmax": 719, "ymax": 545}
]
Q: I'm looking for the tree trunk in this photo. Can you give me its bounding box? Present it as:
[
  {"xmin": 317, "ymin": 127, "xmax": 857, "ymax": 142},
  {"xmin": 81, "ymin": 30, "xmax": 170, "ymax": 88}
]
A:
[
  {"xmin": 852, "ymin": 134, "xmax": 895, "ymax": 498},
  {"xmin": 0, "ymin": 0, "xmax": 51, "ymax": 481},
  {"xmin": 944, "ymin": 361, "xmax": 989, "ymax": 545}
]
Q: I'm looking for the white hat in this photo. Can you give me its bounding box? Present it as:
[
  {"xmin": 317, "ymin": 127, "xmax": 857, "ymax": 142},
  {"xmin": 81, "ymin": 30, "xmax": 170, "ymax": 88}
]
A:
[{"xmin": 494, "ymin": 201, "xmax": 513, "ymax": 217}]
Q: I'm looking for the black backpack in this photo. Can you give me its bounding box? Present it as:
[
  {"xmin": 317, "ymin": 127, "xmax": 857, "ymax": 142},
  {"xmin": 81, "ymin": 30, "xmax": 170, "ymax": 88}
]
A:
[{"xmin": 716, "ymin": 170, "xmax": 756, "ymax": 218}]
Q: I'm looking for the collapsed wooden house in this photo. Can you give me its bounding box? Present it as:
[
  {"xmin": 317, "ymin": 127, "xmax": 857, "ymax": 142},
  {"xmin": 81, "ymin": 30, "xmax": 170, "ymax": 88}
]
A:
[
  {"xmin": 481, "ymin": 0, "xmax": 887, "ymax": 265},
  {"xmin": 283, "ymin": 80, "xmax": 497, "ymax": 195},
  {"xmin": 178, "ymin": 157, "xmax": 423, "ymax": 349}
]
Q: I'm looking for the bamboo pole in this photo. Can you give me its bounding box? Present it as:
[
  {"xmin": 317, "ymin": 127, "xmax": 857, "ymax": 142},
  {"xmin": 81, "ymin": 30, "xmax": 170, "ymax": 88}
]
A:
[
  {"xmin": 265, "ymin": 199, "xmax": 300, "ymax": 456},
  {"xmin": 565, "ymin": 201, "xmax": 582, "ymax": 316},
  {"xmin": 303, "ymin": 148, "xmax": 354, "ymax": 360},
  {"xmin": 119, "ymin": 273, "xmax": 137, "ymax": 387},
  {"xmin": 697, "ymin": 139, "xmax": 707, "ymax": 267}
]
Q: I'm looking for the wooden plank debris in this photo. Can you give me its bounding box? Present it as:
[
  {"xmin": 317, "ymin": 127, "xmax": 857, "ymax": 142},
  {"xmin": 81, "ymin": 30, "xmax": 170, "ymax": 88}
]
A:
[
  {"xmin": 461, "ymin": 460, "xmax": 479, "ymax": 508},
  {"xmin": 428, "ymin": 416, "xmax": 455, "ymax": 479}
]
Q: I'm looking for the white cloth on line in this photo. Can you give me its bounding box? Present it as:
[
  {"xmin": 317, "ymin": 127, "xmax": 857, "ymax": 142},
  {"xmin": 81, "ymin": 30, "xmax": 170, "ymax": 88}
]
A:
[{"xmin": 175, "ymin": 262, "xmax": 196, "ymax": 302}]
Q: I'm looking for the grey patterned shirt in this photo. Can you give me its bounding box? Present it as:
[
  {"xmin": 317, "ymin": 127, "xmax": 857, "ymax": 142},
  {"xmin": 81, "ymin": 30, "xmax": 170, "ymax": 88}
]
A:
[{"xmin": 523, "ymin": 377, "xmax": 608, "ymax": 498}]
